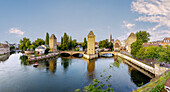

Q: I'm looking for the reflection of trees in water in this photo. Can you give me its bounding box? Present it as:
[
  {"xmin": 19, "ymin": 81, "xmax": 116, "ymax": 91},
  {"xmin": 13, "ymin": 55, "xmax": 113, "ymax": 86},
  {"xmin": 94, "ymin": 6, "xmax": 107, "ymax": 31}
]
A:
[
  {"xmin": 20, "ymin": 55, "xmax": 29, "ymax": 65},
  {"xmin": 111, "ymin": 56, "xmax": 122, "ymax": 68},
  {"xmin": 130, "ymin": 69, "xmax": 151, "ymax": 87},
  {"xmin": 61, "ymin": 58, "xmax": 71, "ymax": 70}
]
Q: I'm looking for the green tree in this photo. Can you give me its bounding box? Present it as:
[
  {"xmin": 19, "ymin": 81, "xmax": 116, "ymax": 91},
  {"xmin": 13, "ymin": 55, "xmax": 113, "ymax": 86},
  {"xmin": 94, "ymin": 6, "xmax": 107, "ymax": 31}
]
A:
[
  {"xmin": 29, "ymin": 44, "xmax": 36, "ymax": 50},
  {"xmin": 158, "ymin": 45, "xmax": 170, "ymax": 63},
  {"xmin": 131, "ymin": 40, "xmax": 143, "ymax": 57},
  {"xmin": 81, "ymin": 37, "xmax": 87, "ymax": 50},
  {"xmin": 72, "ymin": 39, "xmax": 77, "ymax": 49},
  {"xmin": 136, "ymin": 31, "xmax": 150, "ymax": 43},
  {"xmin": 68, "ymin": 36, "xmax": 72, "ymax": 50},
  {"xmin": 45, "ymin": 32, "xmax": 49, "ymax": 45},
  {"xmin": 33, "ymin": 38, "xmax": 45, "ymax": 47},
  {"xmin": 99, "ymin": 39, "xmax": 112, "ymax": 49},
  {"xmin": 19, "ymin": 37, "xmax": 31, "ymax": 51},
  {"xmin": 10, "ymin": 45, "xmax": 15, "ymax": 50}
]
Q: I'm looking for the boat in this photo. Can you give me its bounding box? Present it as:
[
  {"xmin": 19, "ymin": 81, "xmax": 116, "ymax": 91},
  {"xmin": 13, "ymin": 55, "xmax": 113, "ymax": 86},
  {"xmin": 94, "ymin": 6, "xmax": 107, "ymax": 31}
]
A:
[{"xmin": 33, "ymin": 62, "xmax": 39, "ymax": 67}]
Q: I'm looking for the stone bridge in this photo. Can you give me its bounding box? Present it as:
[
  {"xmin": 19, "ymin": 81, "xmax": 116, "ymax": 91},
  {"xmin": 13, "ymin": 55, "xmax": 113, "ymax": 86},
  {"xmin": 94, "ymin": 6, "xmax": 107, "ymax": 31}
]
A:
[
  {"xmin": 99, "ymin": 51, "xmax": 115, "ymax": 56},
  {"xmin": 59, "ymin": 51, "xmax": 85, "ymax": 56}
]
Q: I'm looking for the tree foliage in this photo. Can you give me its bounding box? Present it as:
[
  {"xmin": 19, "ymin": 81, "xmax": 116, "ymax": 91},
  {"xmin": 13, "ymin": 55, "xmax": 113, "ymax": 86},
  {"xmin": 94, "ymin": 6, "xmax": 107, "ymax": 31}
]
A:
[
  {"xmin": 99, "ymin": 39, "xmax": 113, "ymax": 50},
  {"xmin": 131, "ymin": 31, "xmax": 151, "ymax": 57},
  {"xmin": 136, "ymin": 31, "xmax": 150, "ymax": 43},
  {"xmin": 60, "ymin": 33, "xmax": 77, "ymax": 50},
  {"xmin": 10, "ymin": 45, "xmax": 15, "ymax": 50},
  {"xmin": 81, "ymin": 37, "xmax": 87, "ymax": 50},
  {"xmin": 45, "ymin": 32, "xmax": 49, "ymax": 45},
  {"xmin": 33, "ymin": 38, "xmax": 45, "ymax": 47},
  {"xmin": 136, "ymin": 45, "xmax": 170, "ymax": 63},
  {"xmin": 131, "ymin": 40, "xmax": 143, "ymax": 57},
  {"xmin": 19, "ymin": 37, "xmax": 31, "ymax": 51}
]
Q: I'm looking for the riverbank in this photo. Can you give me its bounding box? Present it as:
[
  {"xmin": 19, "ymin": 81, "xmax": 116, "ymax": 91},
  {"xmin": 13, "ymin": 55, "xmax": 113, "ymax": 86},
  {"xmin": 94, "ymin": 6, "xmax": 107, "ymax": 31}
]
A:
[{"xmin": 133, "ymin": 70, "xmax": 170, "ymax": 92}]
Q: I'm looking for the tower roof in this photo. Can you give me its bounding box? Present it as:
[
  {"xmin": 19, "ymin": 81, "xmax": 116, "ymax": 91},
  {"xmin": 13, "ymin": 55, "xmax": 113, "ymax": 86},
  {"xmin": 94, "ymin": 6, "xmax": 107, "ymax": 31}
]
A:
[
  {"xmin": 88, "ymin": 31, "xmax": 94, "ymax": 36},
  {"xmin": 50, "ymin": 34, "xmax": 57, "ymax": 39}
]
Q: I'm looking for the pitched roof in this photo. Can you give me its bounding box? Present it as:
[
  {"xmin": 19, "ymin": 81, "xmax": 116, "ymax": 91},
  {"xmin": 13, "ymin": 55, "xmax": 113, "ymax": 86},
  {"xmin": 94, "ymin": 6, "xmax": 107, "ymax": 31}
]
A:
[
  {"xmin": 36, "ymin": 46, "xmax": 45, "ymax": 49},
  {"xmin": 88, "ymin": 31, "xmax": 94, "ymax": 36},
  {"xmin": 50, "ymin": 34, "xmax": 57, "ymax": 39},
  {"xmin": 0, "ymin": 44, "xmax": 9, "ymax": 48}
]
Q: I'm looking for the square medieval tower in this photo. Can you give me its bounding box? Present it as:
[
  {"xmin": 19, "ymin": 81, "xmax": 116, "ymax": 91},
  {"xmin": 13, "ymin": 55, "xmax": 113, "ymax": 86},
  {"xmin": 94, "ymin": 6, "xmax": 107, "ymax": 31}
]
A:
[
  {"xmin": 49, "ymin": 34, "xmax": 57, "ymax": 52},
  {"xmin": 87, "ymin": 31, "xmax": 95, "ymax": 54}
]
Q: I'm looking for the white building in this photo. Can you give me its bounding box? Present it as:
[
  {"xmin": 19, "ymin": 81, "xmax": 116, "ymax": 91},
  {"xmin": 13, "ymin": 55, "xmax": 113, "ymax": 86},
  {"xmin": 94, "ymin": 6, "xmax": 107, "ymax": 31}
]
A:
[
  {"xmin": 35, "ymin": 46, "xmax": 45, "ymax": 55},
  {"xmin": 0, "ymin": 44, "xmax": 10, "ymax": 54}
]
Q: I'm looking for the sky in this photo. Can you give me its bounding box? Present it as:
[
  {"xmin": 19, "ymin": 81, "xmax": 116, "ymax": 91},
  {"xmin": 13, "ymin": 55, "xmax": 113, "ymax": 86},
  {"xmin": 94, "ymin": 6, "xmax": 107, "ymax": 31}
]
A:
[{"xmin": 0, "ymin": 0, "xmax": 170, "ymax": 43}]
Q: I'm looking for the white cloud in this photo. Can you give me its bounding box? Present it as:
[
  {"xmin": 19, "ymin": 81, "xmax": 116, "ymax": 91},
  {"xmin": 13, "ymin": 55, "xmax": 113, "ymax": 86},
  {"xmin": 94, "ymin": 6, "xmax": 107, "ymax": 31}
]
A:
[
  {"xmin": 9, "ymin": 28, "xmax": 24, "ymax": 37},
  {"xmin": 131, "ymin": 0, "xmax": 170, "ymax": 30},
  {"xmin": 122, "ymin": 21, "xmax": 135, "ymax": 30},
  {"xmin": 148, "ymin": 30, "xmax": 170, "ymax": 41}
]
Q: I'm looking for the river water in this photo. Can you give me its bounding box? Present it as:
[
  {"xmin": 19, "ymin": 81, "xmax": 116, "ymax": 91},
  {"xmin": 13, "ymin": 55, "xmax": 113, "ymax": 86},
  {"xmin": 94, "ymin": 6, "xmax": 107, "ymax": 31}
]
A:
[{"xmin": 0, "ymin": 53, "xmax": 151, "ymax": 92}]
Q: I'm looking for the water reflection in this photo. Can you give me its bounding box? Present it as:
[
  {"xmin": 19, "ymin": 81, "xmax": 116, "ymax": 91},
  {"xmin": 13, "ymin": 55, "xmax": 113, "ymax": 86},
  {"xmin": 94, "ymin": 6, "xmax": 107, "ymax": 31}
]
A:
[
  {"xmin": 84, "ymin": 59, "xmax": 95, "ymax": 79},
  {"xmin": 20, "ymin": 55, "xmax": 29, "ymax": 65},
  {"xmin": 61, "ymin": 58, "xmax": 71, "ymax": 71},
  {"xmin": 0, "ymin": 53, "xmax": 10, "ymax": 62},
  {"xmin": 0, "ymin": 53, "xmax": 153, "ymax": 92},
  {"xmin": 130, "ymin": 67, "xmax": 151, "ymax": 87}
]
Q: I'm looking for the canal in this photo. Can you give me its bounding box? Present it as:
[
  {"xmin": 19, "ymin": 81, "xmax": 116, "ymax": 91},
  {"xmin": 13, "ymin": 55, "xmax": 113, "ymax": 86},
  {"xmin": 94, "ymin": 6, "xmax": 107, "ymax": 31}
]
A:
[{"xmin": 0, "ymin": 53, "xmax": 151, "ymax": 92}]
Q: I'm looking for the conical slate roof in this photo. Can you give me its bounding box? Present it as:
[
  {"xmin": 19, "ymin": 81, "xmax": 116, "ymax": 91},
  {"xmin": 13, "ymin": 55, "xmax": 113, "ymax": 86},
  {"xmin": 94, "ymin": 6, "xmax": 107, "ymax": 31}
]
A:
[{"xmin": 50, "ymin": 34, "xmax": 57, "ymax": 39}]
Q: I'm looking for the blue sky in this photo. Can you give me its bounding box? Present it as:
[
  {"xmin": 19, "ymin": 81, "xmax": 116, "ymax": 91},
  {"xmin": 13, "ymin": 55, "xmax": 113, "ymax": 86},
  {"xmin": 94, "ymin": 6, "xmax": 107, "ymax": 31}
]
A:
[{"xmin": 0, "ymin": 0, "xmax": 170, "ymax": 43}]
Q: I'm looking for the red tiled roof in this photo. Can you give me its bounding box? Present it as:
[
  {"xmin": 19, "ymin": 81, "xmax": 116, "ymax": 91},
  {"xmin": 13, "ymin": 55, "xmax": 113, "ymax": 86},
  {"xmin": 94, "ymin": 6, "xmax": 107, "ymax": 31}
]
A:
[{"xmin": 1, "ymin": 44, "xmax": 9, "ymax": 48}]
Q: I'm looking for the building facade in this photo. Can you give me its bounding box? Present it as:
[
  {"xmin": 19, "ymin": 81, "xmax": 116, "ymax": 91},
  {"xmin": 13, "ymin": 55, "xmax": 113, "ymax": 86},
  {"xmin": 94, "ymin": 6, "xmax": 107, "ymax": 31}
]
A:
[
  {"xmin": 87, "ymin": 31, "xmax": 95, "ymax": 54},
  {"xmin": 49, "ymin": 34, "xmax": 57, "ymax": 52},
  {"xmin": 158, "ymin": 38, "xmax": 170, "ymax": 47},
  {"xmin": 0, "ymin": 44, "xmax": 10, "ymax": 54}
]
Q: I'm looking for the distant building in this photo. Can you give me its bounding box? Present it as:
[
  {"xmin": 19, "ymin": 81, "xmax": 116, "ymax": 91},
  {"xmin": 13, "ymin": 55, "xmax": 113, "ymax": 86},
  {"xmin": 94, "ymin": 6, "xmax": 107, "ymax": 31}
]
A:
[
  {"xmin": 110, "ymin": 35, "xmax": 114, "ymax": 43},
  {"xmin": 143, "ymin": 42, "xmax": 160, "ymax": 47},
  {"xmin": 158, "ymin": 37, "xmax": 170, "ymax": 47},
  {"xmin": 49, "ymin": 34, "xmax": 57, "ymax": 52},
  {"xmin": 35, "ymin": 46, "xmax": 45, "ymax": 55},
  {"xmin": 95, "ymin": 42, "xmax": 99, "ymax": 49},
  {"xmin": 87, "ymin": 31, "xmax": 95, "ymax": 54},
  {"xmin": 0, "ymin": 44, "xmax": 10, "ymax": 54}
]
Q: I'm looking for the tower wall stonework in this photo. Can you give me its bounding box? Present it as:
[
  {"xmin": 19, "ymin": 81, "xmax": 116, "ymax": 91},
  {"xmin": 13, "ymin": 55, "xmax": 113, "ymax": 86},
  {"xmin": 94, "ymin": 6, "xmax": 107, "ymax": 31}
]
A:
[
  {"xmin": 49, "ymin": 34, "xmax": 57, "ymax": 52},
  {"xmin": 87, "ymin": 31, "xmax": 95, "ymax": 54}
]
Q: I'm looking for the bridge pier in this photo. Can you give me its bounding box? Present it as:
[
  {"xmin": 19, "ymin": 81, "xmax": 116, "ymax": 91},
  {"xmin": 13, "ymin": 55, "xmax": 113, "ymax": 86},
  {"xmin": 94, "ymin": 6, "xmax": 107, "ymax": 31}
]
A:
[{"xmin": 83, "ymin": 54, "xmax": 98, "ymax": 60}]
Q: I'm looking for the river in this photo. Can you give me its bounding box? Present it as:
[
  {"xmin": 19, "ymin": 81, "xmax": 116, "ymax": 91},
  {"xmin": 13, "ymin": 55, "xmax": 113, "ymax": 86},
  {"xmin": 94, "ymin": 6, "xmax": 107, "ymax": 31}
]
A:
[{"xmin": 0, "ymin": 53, "xmax": 151, "ymax": 92}]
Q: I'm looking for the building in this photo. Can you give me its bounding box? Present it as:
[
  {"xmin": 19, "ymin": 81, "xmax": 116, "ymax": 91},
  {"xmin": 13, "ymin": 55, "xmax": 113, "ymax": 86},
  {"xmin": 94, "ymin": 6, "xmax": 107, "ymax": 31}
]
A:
[
  {"xmin": 0, "ymin": 44, "xmax": 10, "ymax": 54},
  {"xmin": 158, "ymin": 37, "xmax": 170, "ymax": 47},
  {"xmin": 87, "ymin": 31, "xmax": 95, "ymax": 54},
  {"xmin": 110, "ymin": 35, "xmax": 114, "ymax": 43},
  {"xmin": 35, "ymin": 46, "xmax": 45, "ymax": 55},
  {"xmin": 125, "ymin": 33, "xmax": 137, "ymax": 53},
  {"xmin": 143, "ymin": 42, "xmax": 160, "ymax": 47},
  {"xmin": 49, "ymin": 34, "xmax": 57, "ymax": 52}
]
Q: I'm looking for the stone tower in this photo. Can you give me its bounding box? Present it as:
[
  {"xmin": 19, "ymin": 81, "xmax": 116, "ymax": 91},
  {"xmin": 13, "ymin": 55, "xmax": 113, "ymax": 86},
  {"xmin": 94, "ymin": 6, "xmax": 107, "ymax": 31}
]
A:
[
  {"xmin": 49, "ymin": 34, "xmax": 57, "ymax": 52},
  {"xmin": 110, "ymin": 34, "xmax": 114, "ymax": 43},
  {"xmin": 125, "ymin": 32, "xmax": 137, "ymax": 53},
  {"xmin": 87, "ymin": 31, "xmax": 95, "ymax": 54}
]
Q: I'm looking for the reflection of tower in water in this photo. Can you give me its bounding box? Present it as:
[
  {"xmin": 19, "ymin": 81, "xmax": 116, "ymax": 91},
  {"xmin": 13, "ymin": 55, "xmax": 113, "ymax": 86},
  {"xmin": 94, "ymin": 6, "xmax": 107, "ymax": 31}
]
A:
[
  {"xmin": 84, "ymin": 59, "xmax": 95, "ymax": 79},
  {"xmin": 48, "ymin": 59, "xmax": 57, "ymax": 73}
]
